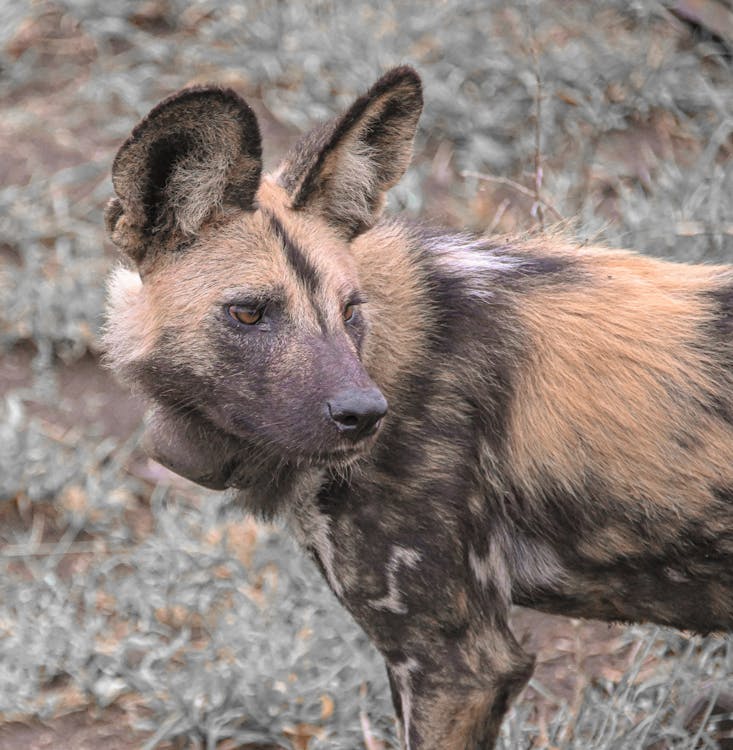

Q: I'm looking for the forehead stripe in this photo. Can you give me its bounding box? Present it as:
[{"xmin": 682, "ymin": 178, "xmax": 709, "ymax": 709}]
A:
[
  {"xmin": 267, "ymin": 211, "xmax": 329, "ymax": 331},
  {"xmin": 268, "ymin": 213, "xmax": 321, "ymax": 297}
]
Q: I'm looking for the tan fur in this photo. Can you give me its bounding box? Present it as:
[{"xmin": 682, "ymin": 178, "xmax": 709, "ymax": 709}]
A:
[
  {"xmin": 350, "ymin": 223, "xmax": 434, "ymax": 403},
  {"xmin": 508, "ymin": 241, "xmax": 733, "ymax": 520},
  {"xmin": 105, "ymin": 211, "xmax": 294, "ymax": 378}
]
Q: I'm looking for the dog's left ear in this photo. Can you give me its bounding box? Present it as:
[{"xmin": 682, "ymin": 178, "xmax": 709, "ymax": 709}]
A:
[{"xmin": 277, "ymin": 66, "xmax": 423, "ymax": 238}]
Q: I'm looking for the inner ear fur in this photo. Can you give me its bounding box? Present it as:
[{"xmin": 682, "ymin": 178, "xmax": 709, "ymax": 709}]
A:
[
  {"xmin": 106, "ymin": 86, "xmax": 262, "ymax": 267},
  {"xmin": 278, "ymin": 66, "xmax": 423, "ymax": 238}
]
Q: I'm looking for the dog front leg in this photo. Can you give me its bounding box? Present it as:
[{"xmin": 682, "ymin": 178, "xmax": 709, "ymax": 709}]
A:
[{"xmin": 386, "ymin": 628, "xmax": 534, "ymax": 750}]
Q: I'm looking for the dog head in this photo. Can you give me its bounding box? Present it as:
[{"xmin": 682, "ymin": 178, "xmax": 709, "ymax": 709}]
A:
[{"xmin": 103, "ymin": 68, "xmax": 422, "ymax": 495}]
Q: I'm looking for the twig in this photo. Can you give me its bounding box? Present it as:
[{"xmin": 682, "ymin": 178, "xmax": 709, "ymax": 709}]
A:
[
  {"xmin": 558, "ymin": 618, "xmax": 586, "ymax": 745},
  {"xmin": 487, "ymin": 198, "xmax": 511, "ymax": 233},
  {"xmin": 675, "ymin": 220, "xmax": 733, "ymax": 237},
  {"xmin": 529, "ymin": 32, "xmax": 545, "ymax": 229},
  {"xmin": 461, "ymin": 171, "xmax": 564, "ymax": 221},
  {"xmin": 29, "ymin": 508, "xmax": 45, "ymax": 547},
  {"xmin": 359, "ymin": 683, "xmax": 385, "ymax": 750},
  {"xmin": 1, "ymin": 541, "xmax": 122, "ymax": 557}
]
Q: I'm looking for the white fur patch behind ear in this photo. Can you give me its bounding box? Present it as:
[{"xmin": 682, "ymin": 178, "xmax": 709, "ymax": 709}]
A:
[{"xmin": 103, "ymin": 266, "xmax": 158, "ymax": 373}]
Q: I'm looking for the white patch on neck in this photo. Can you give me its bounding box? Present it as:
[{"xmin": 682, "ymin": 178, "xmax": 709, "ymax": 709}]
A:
[
  {"xmin": 469, "ymin": 544, "xmax": 511, "ymax": 606},
  {"xmin": 287, "ymin": 478, "xmax": 344, "ymax": 598},
  {"xmin": 470, "ymin": 522, "xmax": 567, "ymax": 600},
  {"xmin": 368, "ymin": 545, "xmax": 421, "ymax": 614},
  {"xmin": 428, "ymin": 234, "xmax": 521, "ymax": 298},
  {"xmin": 390, "ymin": 657, "xmax": 420, "ymax": 750}
]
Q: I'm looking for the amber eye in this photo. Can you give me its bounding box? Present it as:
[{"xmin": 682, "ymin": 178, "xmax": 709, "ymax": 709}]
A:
[
  {"xmin": 342, "ymin": 303, "xmax": 356, "ymax": 323},
  {"xmin": 228, "ymin": 305, "xmax": 263, "ymax": 326}
]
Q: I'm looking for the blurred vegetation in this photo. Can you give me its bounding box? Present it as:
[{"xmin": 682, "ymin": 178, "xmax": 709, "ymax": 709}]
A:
[{"xmin": 1, "ymin": 1, "xmax": 732, "ymax": 748}]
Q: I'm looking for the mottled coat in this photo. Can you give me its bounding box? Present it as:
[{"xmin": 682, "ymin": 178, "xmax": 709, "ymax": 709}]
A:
[{"xmin": 104, "ymin": 67, "xmax": 733, "ymax": 749}]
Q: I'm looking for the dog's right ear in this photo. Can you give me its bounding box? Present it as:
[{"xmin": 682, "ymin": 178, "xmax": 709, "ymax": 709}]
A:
[
  {"xmin": 277, "ymin": 66, "xmax": 422, "ymax": 239},
  {"xmin": 105, "ymin": 87, "xmax": 262, "ymax": 270}
]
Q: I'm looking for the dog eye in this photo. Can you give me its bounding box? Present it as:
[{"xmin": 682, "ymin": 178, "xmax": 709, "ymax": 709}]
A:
[
  {"xmin": 342, "ymin": 303, "xmax": 356, "ymax": 323},
  {"xmin": 228, "ymin": 305, "xmax": 263, "ymax": 325}
]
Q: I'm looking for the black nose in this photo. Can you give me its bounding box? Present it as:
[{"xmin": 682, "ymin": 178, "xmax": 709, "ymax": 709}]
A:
[{"xmin": 327, "ymin": 387, "xmax": 388, "ymax": 442}]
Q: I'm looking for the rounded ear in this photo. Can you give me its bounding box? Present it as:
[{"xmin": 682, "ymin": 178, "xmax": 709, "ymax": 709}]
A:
[
  {"xmin": 107, "ymin": 86, "xmax": 262, "ymax": 268},
  {"xmin": 277, "ymin": 66, "xmax": 423, "ymax": 238}
]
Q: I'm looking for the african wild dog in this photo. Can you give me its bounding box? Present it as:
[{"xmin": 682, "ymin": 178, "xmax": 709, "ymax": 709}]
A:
[{"xmin": 104, "ymin": 67, "xmax": 733, "ymax": 749}]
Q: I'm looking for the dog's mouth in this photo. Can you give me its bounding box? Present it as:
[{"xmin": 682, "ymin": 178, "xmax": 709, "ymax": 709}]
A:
[
  {"xmin": 180, "ymin": 415, "xmax": 385, "ymax": 491},
  {"xmin": 216, "ymin": 451, "xmax": 362, "ymax": 493},
  {"xmin": 312, "ymin": 428, "xmax": 382, "ymax": 468},
  {"xmin": 317, "ymin": 447, "xmax": 365, "ymax": 466}
]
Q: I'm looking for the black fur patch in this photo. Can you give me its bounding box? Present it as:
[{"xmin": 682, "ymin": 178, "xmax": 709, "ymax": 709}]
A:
[
  {"xmin": 706, "ymin": 395, "xmax": 733, "ymax": 426},
  {"xmin": 510, "ymin": 254, "xmax": 576, "ymax": 279},
  {"xmin": 708, "ymin": 283, "xmax": 733, "ymax": 336},
  {"xmin": 714, "ymin": 486, "xmax": 733, "ymax": 505},
  {"xmin": 144, "ymin": 132, "xmax": 194, "ymax": 232},
  {"xmin": 266, "ymin": 212, "xmax": 332, "ymax": 332},
  {"xmin": 427, "ymin": 259, "xmax": 521, "ymax": 453},
  {"xmin": 700, "ymin": 285, "xmax": 733, "ymax": 412},
  {"xmin": 268, "ymin": 213, "xmax": 320, "ymax": 297},
  {"xmin": 386, "ymin": 668, "xmax": 403, "ymax": 723},
  {"xmin": 374, "ymin": 422, "xmax": 426, "ymax": 479}
]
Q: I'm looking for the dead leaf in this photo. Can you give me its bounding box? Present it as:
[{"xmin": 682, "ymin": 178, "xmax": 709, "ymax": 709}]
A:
[{"xmin": 320, "ymin": 694, "xmax": 334, "ymax": 720}]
